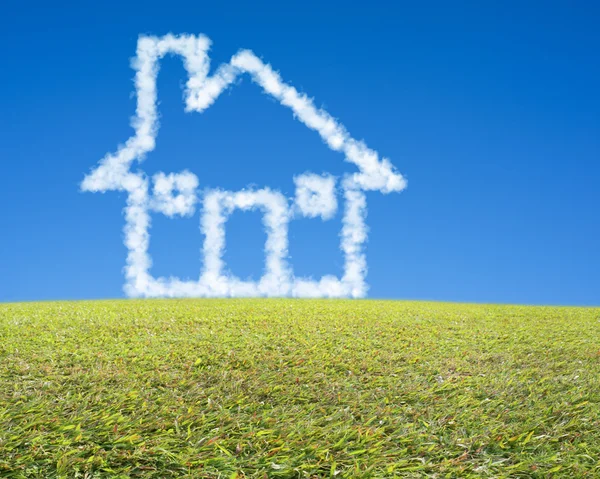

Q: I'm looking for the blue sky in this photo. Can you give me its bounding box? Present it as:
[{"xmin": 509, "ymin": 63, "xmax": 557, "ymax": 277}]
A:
[{"xmin": 0, "ymin": 1, "xmax": 598, "ymax": 304}]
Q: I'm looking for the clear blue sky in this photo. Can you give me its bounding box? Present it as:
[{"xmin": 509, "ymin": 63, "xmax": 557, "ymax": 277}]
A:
[{"xmin": 0, "ymin": 1, "xmax": 598, "ymax": 304}]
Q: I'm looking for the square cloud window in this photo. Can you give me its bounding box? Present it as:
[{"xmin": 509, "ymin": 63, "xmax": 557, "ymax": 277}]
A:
[
  {"xmin": 152, "ymin": 170, "xmax": 199, "ymax": 217},
  {"xmin": 293, "ymin": 173, "xmax": 337, "ymax": 220}
]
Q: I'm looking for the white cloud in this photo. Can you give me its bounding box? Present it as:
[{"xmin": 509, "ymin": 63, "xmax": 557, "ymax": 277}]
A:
[
  {"xmin": 151, "ymin": 170, "xmax": 199, "ymax": 217},
  {"xmin": 81, "ymin": 34, "xmax": 406, "ymax": 298},
  {"xmin": 293, "ymin": 173, "xmax": 337, "ymax": 220},
  {"xmin": 200, "ymin": 188, "xmax": 291, "ymax": 296}
]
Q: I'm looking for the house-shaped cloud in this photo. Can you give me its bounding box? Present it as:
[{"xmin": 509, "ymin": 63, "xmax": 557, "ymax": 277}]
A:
[{"xmin": 82, "ymin": 34, "xmax": 406, "ymax": 298}]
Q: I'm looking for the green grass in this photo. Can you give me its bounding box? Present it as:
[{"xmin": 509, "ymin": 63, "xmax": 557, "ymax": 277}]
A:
[{"xmin": 1, "ymin": 299, "xmax": 599, "ymax": 478}]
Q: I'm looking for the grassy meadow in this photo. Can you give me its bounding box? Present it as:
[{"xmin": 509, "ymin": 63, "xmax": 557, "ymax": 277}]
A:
[{"xmin": 0, "ymin": 299, "xmax": 599, "ymax": 478}]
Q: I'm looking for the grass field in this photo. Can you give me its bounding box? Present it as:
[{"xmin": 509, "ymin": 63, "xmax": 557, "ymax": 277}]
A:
[{"xmin": 0, "ymin": 299, "xmax": 599, "ymax": 478}]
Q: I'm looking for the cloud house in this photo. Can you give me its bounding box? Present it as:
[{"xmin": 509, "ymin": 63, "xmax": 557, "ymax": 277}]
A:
[{"xmin": 82, "ymin": 34, "xmax": 406, "ymax": 298}]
